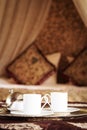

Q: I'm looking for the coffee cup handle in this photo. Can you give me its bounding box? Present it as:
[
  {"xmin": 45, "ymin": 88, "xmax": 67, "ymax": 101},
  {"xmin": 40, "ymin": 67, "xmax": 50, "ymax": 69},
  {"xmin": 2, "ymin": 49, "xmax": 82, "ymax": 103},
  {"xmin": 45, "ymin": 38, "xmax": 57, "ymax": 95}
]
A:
[{"xmin": 41, "ymin": 94, "xmax": 51, "ymax": 109}]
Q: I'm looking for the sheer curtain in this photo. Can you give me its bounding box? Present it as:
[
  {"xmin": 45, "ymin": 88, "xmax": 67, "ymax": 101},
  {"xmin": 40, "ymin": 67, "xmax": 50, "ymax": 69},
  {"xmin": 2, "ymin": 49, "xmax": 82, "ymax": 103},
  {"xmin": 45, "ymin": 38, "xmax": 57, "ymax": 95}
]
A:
[
  {"xmin": 0, "ymin": 0, "xmax": 52, "ymax": 75},
  {"xmin": 73, "ymin": 0, "xmax": 87, "ymax": 27}
]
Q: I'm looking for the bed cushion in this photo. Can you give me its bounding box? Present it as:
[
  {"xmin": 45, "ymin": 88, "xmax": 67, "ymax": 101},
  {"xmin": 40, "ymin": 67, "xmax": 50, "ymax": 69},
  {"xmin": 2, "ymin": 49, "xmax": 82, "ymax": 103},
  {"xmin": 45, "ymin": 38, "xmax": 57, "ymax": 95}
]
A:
[
  {"xmin": 64, "ymin": 49, "xmax": 87, "ymax": 86},
  {"xmin": 6, "ymin": 44, "xmax": 56, "ymax": 85}
]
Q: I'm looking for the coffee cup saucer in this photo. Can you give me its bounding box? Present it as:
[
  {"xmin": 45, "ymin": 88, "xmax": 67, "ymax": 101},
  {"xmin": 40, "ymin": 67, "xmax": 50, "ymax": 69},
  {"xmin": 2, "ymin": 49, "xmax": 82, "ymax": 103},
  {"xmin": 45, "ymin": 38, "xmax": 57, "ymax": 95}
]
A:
[
  {"xmin": 10, "ymin": 108, "xmax": 54, "ymax": 117},
  {"xmin": 51, "ymin": 107, "xmax": 80, "ymax": 113},
  {"xmin": 10, "ymin": 107, "xmax": 80, "ymax": 117}
]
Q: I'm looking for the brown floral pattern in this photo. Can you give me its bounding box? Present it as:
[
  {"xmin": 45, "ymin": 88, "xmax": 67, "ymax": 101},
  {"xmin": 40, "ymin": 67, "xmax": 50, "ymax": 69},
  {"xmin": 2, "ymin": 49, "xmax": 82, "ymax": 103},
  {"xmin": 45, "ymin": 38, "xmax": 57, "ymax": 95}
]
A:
[{"xmin": 36, "ymin": 0, "xmax": 87, "ymax": 56}]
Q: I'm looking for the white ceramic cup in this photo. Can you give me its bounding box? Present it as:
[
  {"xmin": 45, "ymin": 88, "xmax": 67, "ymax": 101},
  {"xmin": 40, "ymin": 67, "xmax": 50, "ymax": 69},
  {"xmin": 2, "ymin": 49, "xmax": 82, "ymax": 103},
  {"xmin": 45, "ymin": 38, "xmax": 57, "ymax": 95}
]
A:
[
  {"xmin": 23, "ymin": 94, "xmax": 48, "ymax": 115},
  {"xmin": 50, "ymin": 92, "xmax": 68, "ymax": 112},
  {"xmin": 10, "ymin": 101, "xmax": 23, "ymax": 111}
]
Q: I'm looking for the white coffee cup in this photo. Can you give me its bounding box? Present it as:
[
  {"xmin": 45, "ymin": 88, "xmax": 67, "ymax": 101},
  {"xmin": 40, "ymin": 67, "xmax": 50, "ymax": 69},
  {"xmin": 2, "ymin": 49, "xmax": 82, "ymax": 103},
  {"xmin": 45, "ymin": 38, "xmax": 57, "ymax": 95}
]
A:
[
  {"xmin": 10, "ymin": 101, "xmax": 23, "ymax": 111},
  {"xmin": 23, "ymin": 94, "xmax": 48, "ymax": 115},
  {"xmin": 50, "ymin": 92, "xmax": 68, "ymax": 112}
]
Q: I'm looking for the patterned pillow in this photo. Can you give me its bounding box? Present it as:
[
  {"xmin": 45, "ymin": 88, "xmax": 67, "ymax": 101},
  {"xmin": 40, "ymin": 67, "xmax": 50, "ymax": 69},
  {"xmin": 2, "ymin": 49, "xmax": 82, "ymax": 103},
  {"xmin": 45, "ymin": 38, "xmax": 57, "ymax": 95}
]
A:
[
  {"xmin": 6, "ymin": 44, "xmax": 56, "ymax": 85},
  {"xmin": 64, "ymin": 49, "xmax": 87, "ymax": 86}
]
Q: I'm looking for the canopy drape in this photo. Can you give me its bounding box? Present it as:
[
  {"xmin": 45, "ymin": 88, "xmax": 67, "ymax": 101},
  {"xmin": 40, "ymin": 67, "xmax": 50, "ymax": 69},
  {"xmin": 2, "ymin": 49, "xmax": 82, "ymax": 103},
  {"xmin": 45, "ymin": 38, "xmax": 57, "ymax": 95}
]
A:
[
  {"xmin": 73, "ymin": 0, "xmax": 87, "ymax": 27},
  {"xmin": 0, "ymin": 0, "xmax": 52, "ymax": 75}
]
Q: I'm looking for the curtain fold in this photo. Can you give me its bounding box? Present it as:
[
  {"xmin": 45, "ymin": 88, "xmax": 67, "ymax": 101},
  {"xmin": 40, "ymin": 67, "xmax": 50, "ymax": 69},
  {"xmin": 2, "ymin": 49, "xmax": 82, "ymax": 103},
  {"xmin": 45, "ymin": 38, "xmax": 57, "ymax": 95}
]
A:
[
  {"xmin": 73, "ymin": 0, "xmax": 87, "ymax": 27},
  {"xmin": 0, "ymin": 0, "xmax": 52, "ymax": 75}
]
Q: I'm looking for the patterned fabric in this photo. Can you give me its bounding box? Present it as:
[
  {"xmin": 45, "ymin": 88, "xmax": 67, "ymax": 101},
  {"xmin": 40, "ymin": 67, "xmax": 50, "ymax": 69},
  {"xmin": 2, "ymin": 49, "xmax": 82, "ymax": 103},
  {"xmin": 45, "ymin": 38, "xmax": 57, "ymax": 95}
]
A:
[
  {"xmin": 0, "ymin": 123, "xmax": 42, "ymax": 130},
  {"xmin": 0, "ymin": 102, "xmax": 87, "ymax": 130},
  {"xmin": 36, "ymin": 0, "xmax": 87, "ymax": 56}
]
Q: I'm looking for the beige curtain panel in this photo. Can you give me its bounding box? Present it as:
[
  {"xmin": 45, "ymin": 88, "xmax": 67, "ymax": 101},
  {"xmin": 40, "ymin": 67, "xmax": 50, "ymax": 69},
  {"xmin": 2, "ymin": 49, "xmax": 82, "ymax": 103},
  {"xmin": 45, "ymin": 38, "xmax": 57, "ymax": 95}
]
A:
[
  {"xmin": 73, "ymin": 0, "xmax": 87, "ymax": 27},
  {"xmin": 0, "ymin": 0, "xmax": 52, "ymax": 75}
]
